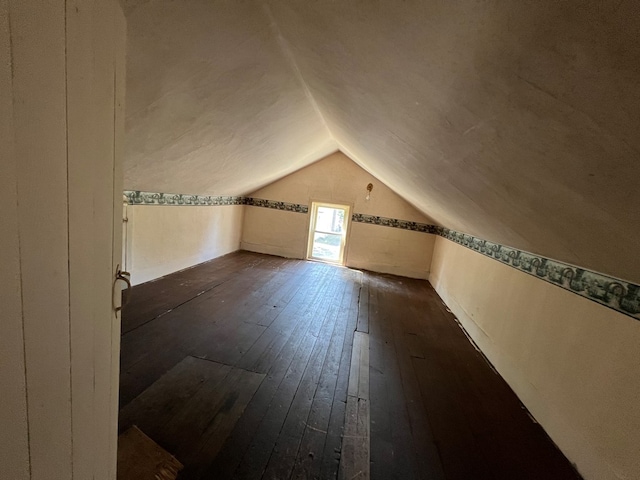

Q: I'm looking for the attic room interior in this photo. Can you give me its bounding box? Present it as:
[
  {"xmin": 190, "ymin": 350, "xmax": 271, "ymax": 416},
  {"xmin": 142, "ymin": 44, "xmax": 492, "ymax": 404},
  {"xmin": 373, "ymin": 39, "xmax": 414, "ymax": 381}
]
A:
[{"xmin": 2, "ymin": 1, "xmax": 639, "ymax": 479}]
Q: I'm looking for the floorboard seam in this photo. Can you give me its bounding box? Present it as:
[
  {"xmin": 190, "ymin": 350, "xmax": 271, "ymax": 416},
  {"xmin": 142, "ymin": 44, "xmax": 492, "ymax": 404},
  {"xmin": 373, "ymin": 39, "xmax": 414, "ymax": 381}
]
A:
[
  {"xmin": 339, "ymin": 330, "xmax": 370, "ymax": 480},
  {"xmin": 122, "ymin": 280, "xmax": 229, "ymax": 335}
]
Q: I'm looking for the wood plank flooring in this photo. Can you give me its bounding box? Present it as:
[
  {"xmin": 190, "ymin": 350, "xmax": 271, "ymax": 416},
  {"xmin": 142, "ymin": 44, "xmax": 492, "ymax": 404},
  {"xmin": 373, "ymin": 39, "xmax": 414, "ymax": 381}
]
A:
[
  {"xmin": 119, "ymin": 251, "xmax": 582, "ymax": 480},
  {"xmin": 339, "ymin": 331, "xmax": 370, "ymax": 480}
]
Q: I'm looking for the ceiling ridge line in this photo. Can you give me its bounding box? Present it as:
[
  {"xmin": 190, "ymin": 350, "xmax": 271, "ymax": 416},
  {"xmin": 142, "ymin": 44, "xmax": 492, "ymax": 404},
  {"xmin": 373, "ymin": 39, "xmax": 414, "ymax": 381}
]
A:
[{"xmin": 261, "ymin": 3, "xmax": 335, "ymax": 142}]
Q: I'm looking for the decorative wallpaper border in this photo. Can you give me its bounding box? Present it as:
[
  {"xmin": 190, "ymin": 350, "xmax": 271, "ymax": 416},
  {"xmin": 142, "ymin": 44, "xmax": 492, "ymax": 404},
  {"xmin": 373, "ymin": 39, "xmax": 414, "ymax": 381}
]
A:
[
  {"xmin": 124, "ymin": 190, "xmax": 243, "ymax": 206},
  {"xmin": 243, "ymin": 197, "xmax": 308, "ymax": 213},
  {"xmin": 347, "ymin": 212, "xmax": 640, "ymax": 320},
  {"xmin": 351, "ymin": 213, "xmax": 437, "ymax": 234},
  {"xmin": 123, "ymin": 190, "xmax": 638, "ymax": 320},
  {"xmin": 124, "ymin": 191, "xmax": 309, "ymax": 213},
  {"xmin": 435, "ymin": 227, "xmax": 640, "ymax": 321}
]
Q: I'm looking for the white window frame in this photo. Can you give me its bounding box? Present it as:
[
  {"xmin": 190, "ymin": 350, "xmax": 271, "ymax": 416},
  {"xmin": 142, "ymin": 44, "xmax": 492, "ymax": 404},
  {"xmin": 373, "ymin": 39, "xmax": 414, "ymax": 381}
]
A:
[{"xmin": 307, "ymin": 202, "xmax": 351, "ymax": 265}]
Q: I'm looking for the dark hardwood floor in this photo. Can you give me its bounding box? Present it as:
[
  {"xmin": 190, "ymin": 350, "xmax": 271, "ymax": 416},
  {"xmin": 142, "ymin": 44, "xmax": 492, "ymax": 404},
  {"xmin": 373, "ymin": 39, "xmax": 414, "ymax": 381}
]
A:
[{"xmin": 119, "ymin": 251, "xmax": 581, "ymax": 480}]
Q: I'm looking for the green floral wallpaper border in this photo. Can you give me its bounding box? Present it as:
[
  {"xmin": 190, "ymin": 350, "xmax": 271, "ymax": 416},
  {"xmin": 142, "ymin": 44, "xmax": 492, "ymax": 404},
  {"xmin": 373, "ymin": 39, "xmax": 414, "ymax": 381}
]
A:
[
  {"xmin": 243, "ymin": 197, "xmax": 308, "ymax": 213},
  {"xmin": 124, "ymin": 190, "xmax": 243, "ymax": 206},
  {"xmin": 351, "ymin": 213, "xmax": 437, "ymax": 233},
  {"xmin": 124, "ymin": 190, "xmax": 639, "ymax": 320},
  {"xmin": 435, "ymin": 227, "xmax": 640, "ymax": 321},
  {"xmin": 346, "ymin": 215, "xmax": 640, "ymax": 320},
  {"xmin": 124, "ymin": 191, "xmax": 308, "ymax": 212}
]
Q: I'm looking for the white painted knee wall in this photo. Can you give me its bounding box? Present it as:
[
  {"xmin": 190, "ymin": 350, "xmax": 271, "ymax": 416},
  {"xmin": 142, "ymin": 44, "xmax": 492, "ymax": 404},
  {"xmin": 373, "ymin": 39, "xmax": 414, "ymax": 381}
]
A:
[{"xmin": 429, "ymin": 236, "xmax": 640, "ymax": 480}]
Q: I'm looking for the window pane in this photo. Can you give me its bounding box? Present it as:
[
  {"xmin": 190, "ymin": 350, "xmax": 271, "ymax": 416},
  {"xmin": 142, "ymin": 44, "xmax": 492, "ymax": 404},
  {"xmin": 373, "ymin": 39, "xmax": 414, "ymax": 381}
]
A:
[
  {"xmin": 315, "ymin": 207, "xmax": 345, "ymax": 233},
  {"xmin": 312, "ymin": 232, "xmax": 341, "ymax": 261}
]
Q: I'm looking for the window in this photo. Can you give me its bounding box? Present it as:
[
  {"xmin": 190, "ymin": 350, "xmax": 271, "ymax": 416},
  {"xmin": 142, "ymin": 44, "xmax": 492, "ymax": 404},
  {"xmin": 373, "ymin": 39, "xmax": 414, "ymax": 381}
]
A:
[{"xmin": 307, "ymin": 202, "xmax": 350, "ymax": 264}]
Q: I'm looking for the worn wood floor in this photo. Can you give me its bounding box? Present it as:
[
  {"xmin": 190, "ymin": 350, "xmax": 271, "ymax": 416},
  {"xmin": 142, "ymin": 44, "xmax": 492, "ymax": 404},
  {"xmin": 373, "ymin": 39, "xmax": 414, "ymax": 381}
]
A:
[{"xmin": 119, "ymin": 251, "xmax": 581, "ymax": 480}]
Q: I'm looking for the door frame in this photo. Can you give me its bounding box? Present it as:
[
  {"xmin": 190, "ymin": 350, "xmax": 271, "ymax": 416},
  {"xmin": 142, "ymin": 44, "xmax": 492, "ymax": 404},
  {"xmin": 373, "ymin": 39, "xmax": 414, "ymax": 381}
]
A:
[{"xmin": 3, "ymin": 2, "xmax": 126, "ymax": 478}]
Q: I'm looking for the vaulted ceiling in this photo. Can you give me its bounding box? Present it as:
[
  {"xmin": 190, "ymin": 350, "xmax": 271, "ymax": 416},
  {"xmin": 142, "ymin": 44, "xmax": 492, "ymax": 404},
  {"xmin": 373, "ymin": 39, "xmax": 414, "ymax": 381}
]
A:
[{"xmin": 123, "ymin": 0, "xmax": 640, "ymax": 282}]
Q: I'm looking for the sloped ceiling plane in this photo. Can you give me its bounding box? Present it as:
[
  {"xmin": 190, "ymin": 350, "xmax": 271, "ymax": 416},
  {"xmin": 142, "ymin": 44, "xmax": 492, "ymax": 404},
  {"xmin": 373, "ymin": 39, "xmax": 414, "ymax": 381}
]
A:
[{"xmin": 123, "ymin": 0, "xmax": 640, "ymax": 282}]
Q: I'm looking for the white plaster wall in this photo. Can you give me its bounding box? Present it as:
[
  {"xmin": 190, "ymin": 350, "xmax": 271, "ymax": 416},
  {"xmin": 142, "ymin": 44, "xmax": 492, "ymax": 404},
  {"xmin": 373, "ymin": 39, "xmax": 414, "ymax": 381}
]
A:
[
  {"xmin": 429, "ymin": 236, "xmax": 640, "ymax": 480},
  {"xmin": 241, "ymin": 208, "xmax": 309, "ymax": 260},
  {"xmin": 124, "ymin": 0, "xmax": 337, "ymax": 196},
  {"xmin": 241, "ymin": 152, "xmax": 435, "ymax": 279},
  {"xmin": 128, "ymin": 205, "xmax": 244, "ymax": 285},
  {"xmin": 348, "ymin": 223, "xmax": 435, "ymax": 279}
]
